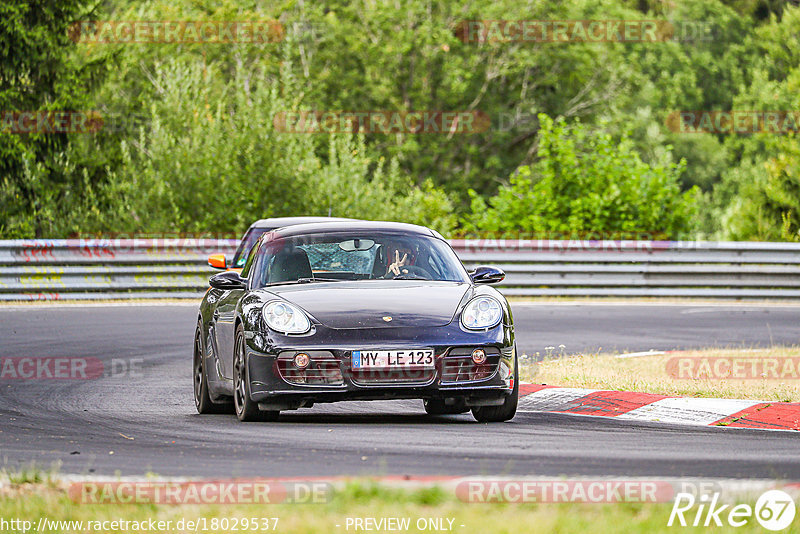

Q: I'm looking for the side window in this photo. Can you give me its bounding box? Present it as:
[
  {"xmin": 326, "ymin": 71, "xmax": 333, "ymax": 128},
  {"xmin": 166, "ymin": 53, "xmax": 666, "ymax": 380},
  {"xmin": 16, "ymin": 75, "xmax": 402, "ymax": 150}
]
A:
[
  {"xmin": 233, "ymin": 228, "xmax": 271, "ymax": 268},
  {"xmin": 232, "ymin": 229, "xmax": 253, "ymax": 268},
  {"xmin": 240, "ymin": 240, "xmax": 261, "ymax": 281},
  {"xmin": 242, "ymin": 241, "xmax": 278, "ymax": 289}
]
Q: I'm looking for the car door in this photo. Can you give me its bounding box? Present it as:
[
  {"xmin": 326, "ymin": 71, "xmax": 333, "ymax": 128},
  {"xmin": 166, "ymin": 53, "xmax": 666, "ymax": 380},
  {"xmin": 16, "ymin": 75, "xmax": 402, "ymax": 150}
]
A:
[
  {"xmin": 213, "ymin": 238, "xmax": 267, "ymax": 382},
  {"xmin": 210, "ymin": 287, "xmax": 242, "ymax": 382}
]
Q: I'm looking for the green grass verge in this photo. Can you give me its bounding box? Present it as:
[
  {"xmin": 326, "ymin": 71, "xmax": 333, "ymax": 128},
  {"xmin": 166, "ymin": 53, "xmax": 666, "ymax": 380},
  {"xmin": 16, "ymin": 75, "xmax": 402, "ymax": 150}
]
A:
[
  {"xmin": 520, "ymin": 347, "xmax": 800, "ymax": 402},
  {"xmin": 0, "ymin": 480, "xmax": 779, "ymax": 534}
]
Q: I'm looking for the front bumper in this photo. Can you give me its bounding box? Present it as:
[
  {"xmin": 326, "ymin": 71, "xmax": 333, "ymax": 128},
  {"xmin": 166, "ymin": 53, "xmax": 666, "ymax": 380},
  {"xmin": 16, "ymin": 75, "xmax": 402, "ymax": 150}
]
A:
[{"xmin": 244, "ymin": 324, "xmax": 515, "ymax": 408}]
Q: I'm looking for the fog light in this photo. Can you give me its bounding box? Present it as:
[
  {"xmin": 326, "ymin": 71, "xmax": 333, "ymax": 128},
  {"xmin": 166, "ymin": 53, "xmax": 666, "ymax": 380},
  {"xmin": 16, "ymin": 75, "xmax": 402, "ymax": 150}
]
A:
[
  {"xmin": 293, "ymin": 352, "xmax": 310, "ymax": 370},
  {"xmin": 471, "ymin": 349, "xmax": 487, "ymax": 365}
]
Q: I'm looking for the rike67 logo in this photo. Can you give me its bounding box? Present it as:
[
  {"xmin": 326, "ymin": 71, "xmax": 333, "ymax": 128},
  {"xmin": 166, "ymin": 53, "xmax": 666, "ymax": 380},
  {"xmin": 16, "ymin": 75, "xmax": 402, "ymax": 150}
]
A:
[{"xmin": 668, "ymin": 490, "xmax": 796, "ymax": 530}]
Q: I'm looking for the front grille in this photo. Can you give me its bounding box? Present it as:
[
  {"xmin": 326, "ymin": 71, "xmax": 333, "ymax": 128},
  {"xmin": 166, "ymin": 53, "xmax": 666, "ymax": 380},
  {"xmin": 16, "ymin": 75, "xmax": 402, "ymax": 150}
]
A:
[
  {"xmin": 277, "ymin": 354, "xmax": 344, "ymax": 386},
  {"xmin": 350, "ymin": 367, "xmax": 436, "ymax": 386},
  {"xmin": 441, "ymin": 347, "xmax": 502, "ymax": 384},
  {"xmin": 441, "ymin": 356, "xmax": 499, "ymax": 383}
]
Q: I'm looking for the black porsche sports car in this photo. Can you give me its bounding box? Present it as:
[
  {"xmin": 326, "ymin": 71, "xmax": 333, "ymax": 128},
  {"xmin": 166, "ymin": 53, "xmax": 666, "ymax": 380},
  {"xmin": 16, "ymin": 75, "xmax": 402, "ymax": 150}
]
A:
[{"xmin": 193, "ymin": 221, "xmax": 518, "ymax": 423}]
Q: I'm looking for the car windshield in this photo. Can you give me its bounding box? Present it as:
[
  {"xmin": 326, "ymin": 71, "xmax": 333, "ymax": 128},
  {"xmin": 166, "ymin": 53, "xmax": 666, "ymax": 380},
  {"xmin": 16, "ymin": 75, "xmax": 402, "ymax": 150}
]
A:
[{"xmin": 248, "ymin": 231, "xmax": 469, "ymax": 287}]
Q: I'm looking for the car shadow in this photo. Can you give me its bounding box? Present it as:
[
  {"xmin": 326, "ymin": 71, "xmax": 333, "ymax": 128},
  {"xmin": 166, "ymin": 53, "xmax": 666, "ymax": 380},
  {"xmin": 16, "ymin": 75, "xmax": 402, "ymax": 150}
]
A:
[
  {"xmin": 185, "ymin": 412, "xmax": 479, "ymax": 425},
  {"xmin": 275, "ymin": 412, "xmax": 476, "ymax": 425}
]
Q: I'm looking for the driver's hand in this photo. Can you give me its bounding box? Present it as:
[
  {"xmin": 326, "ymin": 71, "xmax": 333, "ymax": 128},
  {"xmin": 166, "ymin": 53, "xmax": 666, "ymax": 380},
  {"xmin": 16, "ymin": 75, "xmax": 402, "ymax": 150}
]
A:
[{"xmin": 388, "ymin": 250, "xmax": 408, "ymax": 276}]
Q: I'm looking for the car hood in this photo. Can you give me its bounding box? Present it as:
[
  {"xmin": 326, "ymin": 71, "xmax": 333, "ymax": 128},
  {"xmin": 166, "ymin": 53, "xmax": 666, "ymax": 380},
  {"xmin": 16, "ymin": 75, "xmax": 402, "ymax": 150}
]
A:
[{"xmin": 263, "ymin": 281, "xmax": 471, "ymax": 329}]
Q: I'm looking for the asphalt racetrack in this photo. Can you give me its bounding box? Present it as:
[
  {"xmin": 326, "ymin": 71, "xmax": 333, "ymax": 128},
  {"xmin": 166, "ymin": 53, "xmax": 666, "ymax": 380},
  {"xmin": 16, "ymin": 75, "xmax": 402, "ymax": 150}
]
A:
[{"xmin": 1, "ymin": 302, "xmax": 798, "ymax": 479}]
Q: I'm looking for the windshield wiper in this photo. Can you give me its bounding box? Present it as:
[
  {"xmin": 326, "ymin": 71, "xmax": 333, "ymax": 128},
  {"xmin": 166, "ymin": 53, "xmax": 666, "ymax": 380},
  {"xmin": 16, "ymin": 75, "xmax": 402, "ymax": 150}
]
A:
[{"xmin": 263, "ymin": 277, "xmax": 342, "ymax": 287}]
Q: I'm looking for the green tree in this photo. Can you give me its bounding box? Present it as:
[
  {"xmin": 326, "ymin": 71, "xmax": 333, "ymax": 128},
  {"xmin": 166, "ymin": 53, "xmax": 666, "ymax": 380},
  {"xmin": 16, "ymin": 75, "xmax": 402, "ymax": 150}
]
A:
[
  {"xmin": 461, "ymin": 114, "xmax": 697, "ymax": 238},
  {"xmin": 98, "ymin": 53, "xmax": 456, "ymax": 236},
  {"xmin": 712, "ymin": 6, "xmax": 800, "ymax": 240},
  {"xmin": 280, "ymin": 0, "xmax": 651, "ymax": 201},
  {"xmin": 0, "ymin": 0, "xmax": 106, "ymax": 237},
  {"xmin": 4, "ymin": 0, "xmax": 799, "ymax": 241}
]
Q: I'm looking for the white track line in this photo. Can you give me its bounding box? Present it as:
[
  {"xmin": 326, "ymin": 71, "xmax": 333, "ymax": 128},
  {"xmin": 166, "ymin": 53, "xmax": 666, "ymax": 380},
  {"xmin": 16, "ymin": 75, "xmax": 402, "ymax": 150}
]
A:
[
  {"xmin": 518, "ymin": 387, "xmax": 598, "ymax": 412},
  {"xmin": 617, "ymin": 398, "xmax": 762, "ymax": 426},
  {"xmin": 615, "ymin": 350, "xmax": 667, "ymax": 359}
]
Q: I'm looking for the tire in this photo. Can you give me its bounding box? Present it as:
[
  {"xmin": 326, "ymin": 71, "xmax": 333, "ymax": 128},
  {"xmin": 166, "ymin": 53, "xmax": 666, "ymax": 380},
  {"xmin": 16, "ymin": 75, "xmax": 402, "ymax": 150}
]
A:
[
  {"xmin": 233, "ymin": 325, "xmax": 279, "ymax": 422},
  {"xmin": 471, "ymin": 355, "xmax": 519, "ymax": 423},
  {"xmin": 423, "ymin": 397, "xmax": 469, "ymax": 415},
  {"xmin": 194, "ymin": 322, "xmax": 233, "ymax": 414}
]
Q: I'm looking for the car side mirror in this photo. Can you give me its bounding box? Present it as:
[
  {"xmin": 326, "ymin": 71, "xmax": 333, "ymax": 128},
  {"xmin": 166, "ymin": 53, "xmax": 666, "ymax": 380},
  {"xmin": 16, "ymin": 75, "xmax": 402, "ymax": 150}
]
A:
[
  {"xmin": 469, "ymin": 265, "xmax": 505, "ymax": 285},
  {"xmin": 209, "ymin": 271, "xmax": 247, "ymax": 290},
  {"xmin": 208, "ymin": 253, "xmax": 227, "ymax": 270}
]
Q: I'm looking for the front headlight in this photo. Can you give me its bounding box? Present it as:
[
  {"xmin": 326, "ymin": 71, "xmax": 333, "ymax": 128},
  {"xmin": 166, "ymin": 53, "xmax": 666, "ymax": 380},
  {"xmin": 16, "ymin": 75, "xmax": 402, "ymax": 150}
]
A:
[
  {"xmin": 461, "ymin": 296, "xmax": 503, "ymax": 330},
  {"xmin": 262, "ymin": 300, "xmax": 311, "ymax": 334}
]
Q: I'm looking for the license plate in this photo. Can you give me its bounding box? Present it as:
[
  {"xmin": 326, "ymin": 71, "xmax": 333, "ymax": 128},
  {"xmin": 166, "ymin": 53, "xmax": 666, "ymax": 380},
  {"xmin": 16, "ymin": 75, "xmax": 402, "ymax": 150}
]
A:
[{"xmin": 351, "ymin": 349, "xmax": 434, "ymax": 369}]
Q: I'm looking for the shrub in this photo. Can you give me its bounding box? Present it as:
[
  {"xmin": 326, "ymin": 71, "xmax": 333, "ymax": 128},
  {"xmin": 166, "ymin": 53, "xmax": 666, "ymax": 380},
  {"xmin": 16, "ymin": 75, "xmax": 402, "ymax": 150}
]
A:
[{"xmin": 461, "ymin": 114, "xmax": 698, "ymax": 239}]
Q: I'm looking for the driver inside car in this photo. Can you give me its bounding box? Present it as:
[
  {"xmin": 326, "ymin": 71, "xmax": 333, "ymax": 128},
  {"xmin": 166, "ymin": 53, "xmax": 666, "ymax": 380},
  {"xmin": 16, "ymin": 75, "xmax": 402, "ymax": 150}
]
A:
[
  {"xmin": 376, "ymin": 242, "xmax": 423, "ymax": 279},
  {"xmin": 387, "ymin": 248, "xmax": 411, "ymax": 276}
]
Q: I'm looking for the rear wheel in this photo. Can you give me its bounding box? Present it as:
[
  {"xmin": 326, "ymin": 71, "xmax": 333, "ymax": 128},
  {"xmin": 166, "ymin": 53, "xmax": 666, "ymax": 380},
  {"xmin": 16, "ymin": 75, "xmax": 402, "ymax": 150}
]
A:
[
  {"xmin": 471, "ymin": 355, "xmax": 519, "ymax": 423},
  {"xmin": 233, "ymin": 325, "xmax": 279, "ymax": 422},
  {"xmin": 423, "ymin": 397, "xmax": 469, "ymax": 415},
  {"xmin": 193, "ymin": 323, "xmax": 232, "ymax": 414}
]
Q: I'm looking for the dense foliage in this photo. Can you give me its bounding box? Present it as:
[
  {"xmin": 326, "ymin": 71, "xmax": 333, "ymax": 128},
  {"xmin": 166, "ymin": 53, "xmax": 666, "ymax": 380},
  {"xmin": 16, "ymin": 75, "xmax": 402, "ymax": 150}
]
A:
[
  {"xmin": 0, "ymin": 0, "xmax": 105, "ymax": 237},
  {"xmin": 462, "ymin": 115, "xmax": 697, "ymax": 238},
  {"xmin": 2, "ymin": 0, "xmax": 799, "ymax": 240}
]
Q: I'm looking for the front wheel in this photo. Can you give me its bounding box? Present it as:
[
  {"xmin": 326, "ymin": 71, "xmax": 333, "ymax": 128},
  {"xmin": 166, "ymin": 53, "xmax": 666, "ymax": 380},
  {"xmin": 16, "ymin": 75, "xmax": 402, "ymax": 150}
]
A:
[
  {"xmin": 233, "ymin": 326, "xmax": 279, "ymax": 422},
  {"xmin": 471, "ymin": 355, "xmax": 519, "ymax": 423}
]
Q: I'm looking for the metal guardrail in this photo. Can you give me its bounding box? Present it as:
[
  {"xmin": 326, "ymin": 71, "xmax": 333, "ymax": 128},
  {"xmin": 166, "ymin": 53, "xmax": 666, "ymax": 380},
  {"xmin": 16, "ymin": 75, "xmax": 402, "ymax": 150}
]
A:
[
  {"xmin": 1, "ymin": 239, "xmax": 800, "ymax": 300},
  {"xmin": 0, "ymin": 239, "xmax": 236, "ymax": 301}
]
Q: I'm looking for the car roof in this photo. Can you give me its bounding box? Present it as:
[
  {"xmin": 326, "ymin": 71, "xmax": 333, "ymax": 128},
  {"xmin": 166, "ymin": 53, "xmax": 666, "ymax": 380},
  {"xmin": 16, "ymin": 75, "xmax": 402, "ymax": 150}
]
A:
[
  {"xmin": 248, "ymin": 216, "xmax": 356, "ymax": 230},
  {"xmin": 268, "ymin": 220, "xmax": 442, "ymax": 240}
]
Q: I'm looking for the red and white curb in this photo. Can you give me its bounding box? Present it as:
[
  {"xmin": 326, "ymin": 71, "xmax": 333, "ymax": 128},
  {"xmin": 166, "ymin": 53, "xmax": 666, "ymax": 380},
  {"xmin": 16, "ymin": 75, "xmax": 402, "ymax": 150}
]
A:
[{"xmin": 519, "ymin": 384, "xmax": 800, "ymax": 431}]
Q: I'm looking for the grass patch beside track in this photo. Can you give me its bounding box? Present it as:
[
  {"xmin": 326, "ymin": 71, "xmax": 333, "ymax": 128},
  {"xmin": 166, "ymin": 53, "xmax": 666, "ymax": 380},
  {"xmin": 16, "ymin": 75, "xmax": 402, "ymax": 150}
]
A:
[
  {"xmin": 522, "ymin": 347, "xmax": 800, "ymax": 402},
  {"xmin": 0, "ymin": 480, "xmax": 776, "ymax": 533}
]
